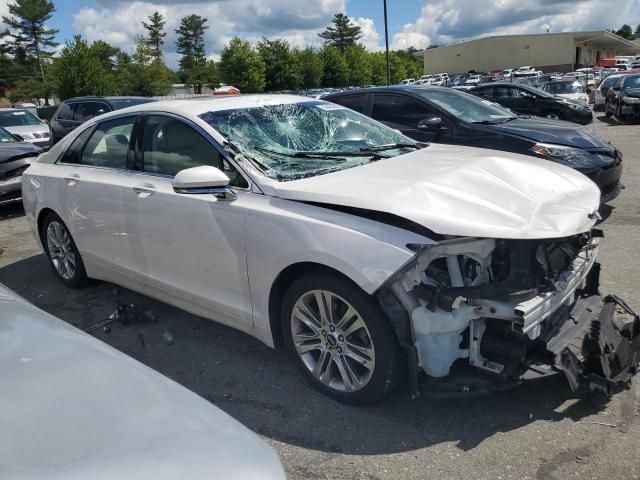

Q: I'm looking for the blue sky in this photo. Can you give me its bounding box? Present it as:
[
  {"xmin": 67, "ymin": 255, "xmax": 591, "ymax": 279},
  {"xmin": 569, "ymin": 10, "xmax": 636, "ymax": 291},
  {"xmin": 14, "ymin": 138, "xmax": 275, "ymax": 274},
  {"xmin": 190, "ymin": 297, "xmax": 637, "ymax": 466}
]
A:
[{"xmin": 2, "ymin": 0, "xmax": 639, "ymax": 68}]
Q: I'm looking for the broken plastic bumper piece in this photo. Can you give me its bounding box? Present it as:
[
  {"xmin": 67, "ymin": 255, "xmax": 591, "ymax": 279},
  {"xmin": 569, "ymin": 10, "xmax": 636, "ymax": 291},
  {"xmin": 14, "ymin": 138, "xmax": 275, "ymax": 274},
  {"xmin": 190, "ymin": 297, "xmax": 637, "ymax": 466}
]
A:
[{"xmin": 545, "ymin": 294, "xmax": 640, "ymax": 394}]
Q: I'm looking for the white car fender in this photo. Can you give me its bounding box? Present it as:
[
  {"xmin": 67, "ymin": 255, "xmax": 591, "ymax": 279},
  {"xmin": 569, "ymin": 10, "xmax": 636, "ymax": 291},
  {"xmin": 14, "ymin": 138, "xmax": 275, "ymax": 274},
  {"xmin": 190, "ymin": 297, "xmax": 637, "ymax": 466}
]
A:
[{"xmin": 242, "ymin": 195, "xmax": 434, "ymax": 344}]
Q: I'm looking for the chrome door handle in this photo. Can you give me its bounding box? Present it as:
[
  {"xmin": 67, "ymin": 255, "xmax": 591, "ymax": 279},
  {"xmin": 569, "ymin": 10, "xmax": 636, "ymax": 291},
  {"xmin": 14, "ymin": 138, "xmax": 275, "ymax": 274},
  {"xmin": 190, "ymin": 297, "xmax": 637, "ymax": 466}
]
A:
[
  {"xmin": 64, "ymin": 173, "xmax": 80, "ymax": 186},
  {"xmin": 133, "ymin": 184, "xmax": 156, "ymax": 198}
]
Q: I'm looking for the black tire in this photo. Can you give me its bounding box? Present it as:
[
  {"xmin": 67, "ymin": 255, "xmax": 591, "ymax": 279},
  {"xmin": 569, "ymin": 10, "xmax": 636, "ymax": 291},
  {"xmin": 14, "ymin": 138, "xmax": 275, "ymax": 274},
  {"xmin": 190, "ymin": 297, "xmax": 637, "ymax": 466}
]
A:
[
  {"xmin": 604, "ymin": 101, "xmax": 612, "ymax": 117},
  {"xmin": 281, "ymin": 271, "xmax": 403, "ymax": 405},
  {"xmin": 617, "ymin": 105, "xmax": 627, "ymax": 124},
  {"xmin": 41, "ymin": 212, "xmax": 89, "ymax": 288},
  {"xmin": 544, "ymin": 110, "xmax": 564, "ymax": 121}
]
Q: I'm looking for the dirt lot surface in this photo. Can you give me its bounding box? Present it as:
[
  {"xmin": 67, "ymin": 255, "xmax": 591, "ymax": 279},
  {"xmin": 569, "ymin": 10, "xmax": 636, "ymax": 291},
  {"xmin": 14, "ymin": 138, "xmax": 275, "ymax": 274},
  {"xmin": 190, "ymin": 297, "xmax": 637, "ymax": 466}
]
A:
[{"xmin": 1, "ymin": 115, "xmax": 639, "ymax": 480}]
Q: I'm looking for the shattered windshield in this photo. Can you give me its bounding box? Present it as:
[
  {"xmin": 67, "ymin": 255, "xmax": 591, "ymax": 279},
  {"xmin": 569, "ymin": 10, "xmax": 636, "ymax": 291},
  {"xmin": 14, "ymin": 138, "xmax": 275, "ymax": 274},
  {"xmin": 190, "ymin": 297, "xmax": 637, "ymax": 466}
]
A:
[{"xmin": 199, "ymin": 101, "xmax": 417, "ymax": 181}]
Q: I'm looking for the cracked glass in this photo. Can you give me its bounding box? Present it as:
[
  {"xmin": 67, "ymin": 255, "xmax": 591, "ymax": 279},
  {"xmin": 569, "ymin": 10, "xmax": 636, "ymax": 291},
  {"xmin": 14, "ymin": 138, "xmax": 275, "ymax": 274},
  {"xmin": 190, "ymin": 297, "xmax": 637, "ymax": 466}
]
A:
[{"xmin": 199, "ymin": 100, "xmax": 416, "ymax": 181}]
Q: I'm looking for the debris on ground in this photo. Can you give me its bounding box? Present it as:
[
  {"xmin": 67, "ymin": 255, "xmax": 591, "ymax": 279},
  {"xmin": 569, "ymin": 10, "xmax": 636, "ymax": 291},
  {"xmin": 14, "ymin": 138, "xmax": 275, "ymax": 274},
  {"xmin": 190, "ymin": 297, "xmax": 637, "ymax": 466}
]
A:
[
  {"xmin": 162, "ymin": 331, "xmax": 174, "ymax": 345},
  {"xmin": 85, "ymin": 303, "xmax": 154, "ymax": 334}
]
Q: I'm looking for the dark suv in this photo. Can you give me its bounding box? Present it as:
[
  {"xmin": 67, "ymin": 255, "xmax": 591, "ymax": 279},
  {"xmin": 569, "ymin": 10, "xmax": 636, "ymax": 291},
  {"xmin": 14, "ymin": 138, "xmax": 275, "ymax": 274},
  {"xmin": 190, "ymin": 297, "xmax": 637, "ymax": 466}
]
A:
[
  {"xmin": 469, "ymin": 82, "xmax": 593, "ymax": 124},
  {"xmin": 605, "ymin": 74, "xmax": 640, "ymax": 123},
  {"xmin": 50, "ymin": 96, "xmax": 156, "ymax": 143},
  {"xmin": 324, "ymin": 86, "xmax": 622, "ymax": 202}
]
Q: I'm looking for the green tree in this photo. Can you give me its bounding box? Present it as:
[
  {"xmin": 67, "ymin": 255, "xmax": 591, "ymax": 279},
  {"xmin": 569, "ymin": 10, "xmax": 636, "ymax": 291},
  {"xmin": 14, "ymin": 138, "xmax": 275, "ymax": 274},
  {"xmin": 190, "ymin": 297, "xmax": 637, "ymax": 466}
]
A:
[
  {"xmin": 344, "ymin": 44, "xmax": 371, "ymax": 86},
  {"xmin": 175, "ymin": 14, "xmax": 209, "ymax": 93},
  {"xmin": 634, "ymin": 24, "xmax": 640, "ymax": 40},
  {"xmin": 50, "ymin": 36, "xmax": 117, "ymax": 99},
  {"xmin": 321, "ymin": 45, "xmax": 348, "ymax": 87},
  {"xmin": 142, "ymin": 11, "xmax": 166, "ymax": 61},
  {"xmin": 318, "ymin": 13, "xmax": 362, "ymax": 52},
  {"xmin": 292, "ymin": 47, "xmax": 323, "ymax": 90},
  {"xmin": 388, "ymin": 51, "xmax": 408, "ymax": 84},
  {"xmin": 257, "ymin": 38, "xmax": 298, "ymax": 91},
  {"xmin": 8, "ymin": 76, "xmax": 53, "ymax": 104},
  {"xmin": 116, "ymin": 36, "xmax": 173, "ymax": 96},
  {"xmin": 367, "ymin": 52, "xmax": 387, "ymax": 85},
  {"xmin": 614, "ymin": 24, "xmax": 634, "ymax": 40},
  {"xmin": 202, "ymin": 59, "xmax": 219, "ymax": 89},
  {"xmin": 1, "ymin": 0, "xmax": 58, "ymax": 83},
  {"xmin": 219, "ymin": 37, "xmax": 266, "ymax": 93}
]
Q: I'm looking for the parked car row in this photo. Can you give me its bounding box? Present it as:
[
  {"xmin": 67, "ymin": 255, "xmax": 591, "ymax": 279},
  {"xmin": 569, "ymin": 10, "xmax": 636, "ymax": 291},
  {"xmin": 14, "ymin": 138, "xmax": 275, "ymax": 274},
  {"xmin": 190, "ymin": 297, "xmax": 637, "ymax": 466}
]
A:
[{"xmin": 18, "ymin": 90, "xmax": 639, "ymax": 409}]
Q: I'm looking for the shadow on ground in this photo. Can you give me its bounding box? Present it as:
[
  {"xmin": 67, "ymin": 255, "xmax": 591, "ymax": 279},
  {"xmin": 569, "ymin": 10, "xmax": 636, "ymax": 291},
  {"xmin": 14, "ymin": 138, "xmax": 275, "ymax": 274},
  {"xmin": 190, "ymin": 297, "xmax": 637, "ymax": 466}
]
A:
[
  {"xmin": 0, "ymin": 201, "xmax": 25, "ymax": 220},
  {"xmin": 0, "ymin": 255, "xmax": 610, "ymax": 455}
]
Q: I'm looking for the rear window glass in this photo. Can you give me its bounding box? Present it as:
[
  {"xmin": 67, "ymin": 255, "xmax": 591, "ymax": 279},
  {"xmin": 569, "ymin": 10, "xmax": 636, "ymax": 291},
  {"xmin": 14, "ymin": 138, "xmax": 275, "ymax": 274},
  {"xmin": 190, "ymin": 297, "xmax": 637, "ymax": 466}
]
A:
[{"xmin": 109, "ymin": 98, "xmax": 156, "ymax": 109}]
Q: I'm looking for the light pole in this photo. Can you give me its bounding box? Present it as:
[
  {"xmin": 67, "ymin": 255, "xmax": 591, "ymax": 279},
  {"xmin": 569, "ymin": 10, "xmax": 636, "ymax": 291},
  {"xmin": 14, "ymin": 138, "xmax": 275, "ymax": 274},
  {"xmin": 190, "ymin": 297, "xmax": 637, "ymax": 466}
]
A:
[{"xmin": 384, "ymin": 0, "xmax": 391, "ymax": 86}]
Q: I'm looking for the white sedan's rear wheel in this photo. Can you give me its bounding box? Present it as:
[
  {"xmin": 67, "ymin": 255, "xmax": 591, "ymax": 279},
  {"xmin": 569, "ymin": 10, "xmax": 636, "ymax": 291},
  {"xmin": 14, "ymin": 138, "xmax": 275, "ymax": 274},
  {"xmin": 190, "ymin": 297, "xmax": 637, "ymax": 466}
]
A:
[
  {"xmin": 42, "ymin": 213, "xmax": 88, "ymax": 288},
  {"xmin": 282, "ymin": 272, "xmax": 402, "ymax": 405}
]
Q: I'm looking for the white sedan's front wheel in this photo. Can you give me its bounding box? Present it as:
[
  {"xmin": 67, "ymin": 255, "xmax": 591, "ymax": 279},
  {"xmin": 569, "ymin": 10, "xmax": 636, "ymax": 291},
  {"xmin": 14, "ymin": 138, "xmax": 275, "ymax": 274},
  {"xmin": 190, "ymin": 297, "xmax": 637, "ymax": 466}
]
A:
[{"xmin": 282, "ymin": 272, "xmax": 402, "ymax": 404}]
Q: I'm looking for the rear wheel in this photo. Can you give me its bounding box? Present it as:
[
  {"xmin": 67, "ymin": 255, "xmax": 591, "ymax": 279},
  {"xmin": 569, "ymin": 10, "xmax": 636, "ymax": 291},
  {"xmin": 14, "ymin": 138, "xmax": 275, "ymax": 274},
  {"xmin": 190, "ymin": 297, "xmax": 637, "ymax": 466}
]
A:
[
  {"xmin": 282, "ymin": 272, "xmax": 402, "ymax": 405},
  {"xmin": 42, "ymin": 212, "xmax": 88, "ymax": 288}
]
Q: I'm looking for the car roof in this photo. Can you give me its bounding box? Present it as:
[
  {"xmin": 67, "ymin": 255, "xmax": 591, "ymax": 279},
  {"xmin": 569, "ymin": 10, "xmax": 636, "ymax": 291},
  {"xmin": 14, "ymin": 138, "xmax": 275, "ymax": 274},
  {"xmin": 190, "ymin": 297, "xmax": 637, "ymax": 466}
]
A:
[
  {"xmin": 102, "ymin": 94, "xmax": 322, "ymax": 118},
  {"xmin": 64, "ymin": 96, "xmax": 152, "ymax": 103}
]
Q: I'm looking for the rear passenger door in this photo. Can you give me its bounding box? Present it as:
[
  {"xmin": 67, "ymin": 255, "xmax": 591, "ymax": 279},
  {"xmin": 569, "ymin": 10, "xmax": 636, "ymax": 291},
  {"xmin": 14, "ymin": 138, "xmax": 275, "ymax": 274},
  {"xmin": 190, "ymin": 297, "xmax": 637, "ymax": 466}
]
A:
[
  {"xmin": 58, "ymin": 114, "xmax": 143, "ymax": 281},
  {"xmin": 371, "ymin": 93, "xmax": 451, "ymax": 142},
  {"xmin": 51, "ymin": 102, "xmax": 79, "ymax": 141}
]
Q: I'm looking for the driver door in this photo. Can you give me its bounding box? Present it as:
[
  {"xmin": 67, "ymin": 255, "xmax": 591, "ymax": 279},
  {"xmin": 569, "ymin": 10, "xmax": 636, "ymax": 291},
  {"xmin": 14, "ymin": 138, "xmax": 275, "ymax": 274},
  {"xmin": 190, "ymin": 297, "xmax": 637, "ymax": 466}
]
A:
[
  {"xmin": 130, "ymin": 114, "xmax": 253, "ymax": 327},
  {"xmin": 371, "ymin": 93, "xmax": 451, "ymax": 142}
]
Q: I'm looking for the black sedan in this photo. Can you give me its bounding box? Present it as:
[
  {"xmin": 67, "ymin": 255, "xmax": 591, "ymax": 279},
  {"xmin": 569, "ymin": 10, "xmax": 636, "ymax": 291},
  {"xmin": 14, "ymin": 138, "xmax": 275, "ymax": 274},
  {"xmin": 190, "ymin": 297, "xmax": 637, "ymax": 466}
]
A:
[
  {"xmin": 605, "ymin": 74, "xmax": 640, "ymax": 123},
  {"xmin": 468, "ymin": 82, "xmax": 593, "ymax": 124},
  {"xmin": 0, "ymin": 127, "xmax": 42, "ymax": 204},
  {"xmin": 324, "ymin": 86, "xmax": 622, "ymax": 202}
]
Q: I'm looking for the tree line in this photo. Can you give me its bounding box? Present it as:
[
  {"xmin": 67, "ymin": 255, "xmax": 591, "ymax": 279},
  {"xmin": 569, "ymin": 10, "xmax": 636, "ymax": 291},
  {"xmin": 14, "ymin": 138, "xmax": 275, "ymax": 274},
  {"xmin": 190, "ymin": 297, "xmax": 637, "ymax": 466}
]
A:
[{"xmin": 0, "ymin": 1, "xmax": 423, "ymax": 104}]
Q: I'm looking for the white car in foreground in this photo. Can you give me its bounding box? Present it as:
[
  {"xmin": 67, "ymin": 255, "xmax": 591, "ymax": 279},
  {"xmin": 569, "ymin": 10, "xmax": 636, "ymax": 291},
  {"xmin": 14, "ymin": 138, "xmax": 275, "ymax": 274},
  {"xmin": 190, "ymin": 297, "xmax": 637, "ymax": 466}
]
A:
[
  {"xmin": 22, "ymin": 95, "xmax": 640, "ymax": 404},
  {"xmin": 0, "ymin": 283, "xmax": 285, "ymax": 479}
]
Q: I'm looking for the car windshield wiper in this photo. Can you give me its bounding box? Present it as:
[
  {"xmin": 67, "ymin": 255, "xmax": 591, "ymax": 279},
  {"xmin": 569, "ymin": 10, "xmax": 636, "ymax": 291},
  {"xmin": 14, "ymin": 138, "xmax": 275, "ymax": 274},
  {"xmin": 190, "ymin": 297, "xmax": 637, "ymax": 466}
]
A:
[
  {"xmin": 359, "ymin": 142, "xmax": 421, "ymax": 152},
  {"xmin": 255, "ymin": 146, "xmax": 387, "ymax": 160},
  {"xmin": 473, "ymin": 117, "xmax": 517, "ymax": 125}
]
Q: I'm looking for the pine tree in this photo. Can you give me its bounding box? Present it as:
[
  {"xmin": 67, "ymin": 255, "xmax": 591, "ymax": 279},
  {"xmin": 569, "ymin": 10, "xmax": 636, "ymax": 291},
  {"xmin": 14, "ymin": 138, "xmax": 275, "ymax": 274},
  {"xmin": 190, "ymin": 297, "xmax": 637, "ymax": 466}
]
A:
[
  {"xmin": 175, "ymin": 14, "xmax": 209, "ymax": 93},
  {"xmin": 318, "ymin": 13, "xmax": 362, "ymax": 52},
  {"xmin": 257, "ymin": 38, "xmax": 299, "ymax": 91},
  {"xmin": 142, "ymin": 11, "xmax": 166, "ymax": 61},
  {"xmin": 1, "ymin": 0, "xmax": 59, "ymax": 83}
]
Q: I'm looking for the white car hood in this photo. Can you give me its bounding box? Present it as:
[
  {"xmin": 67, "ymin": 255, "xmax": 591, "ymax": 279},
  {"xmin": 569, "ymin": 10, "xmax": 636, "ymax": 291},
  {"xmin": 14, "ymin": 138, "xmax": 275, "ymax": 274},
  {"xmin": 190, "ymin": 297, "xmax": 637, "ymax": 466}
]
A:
[
  {"xmin": 4, "ymin": 124, "xmax": 49, "ymax": 136},
  {"xmin": 0, "ymin": 284, "xmax": 285, "ymax": 480},
  {"xmin": 263, "ymin": 144, "xmax": 600, "ymax": 239}
]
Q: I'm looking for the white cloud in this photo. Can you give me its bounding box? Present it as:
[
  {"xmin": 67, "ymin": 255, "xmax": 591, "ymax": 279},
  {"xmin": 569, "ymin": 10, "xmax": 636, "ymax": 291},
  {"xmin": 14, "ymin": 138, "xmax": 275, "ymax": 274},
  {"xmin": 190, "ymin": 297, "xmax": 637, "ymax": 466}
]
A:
[
  {"xmin": 72, "ymin": 0, "xmax": 345, "ymax": 68},
  {"xmin": 392, "ymin": 0, "xmax": 640, "ymax": 49},
  {"xmin": 352, "ymin": 17, "xmax": 383, "ymax": 52}
]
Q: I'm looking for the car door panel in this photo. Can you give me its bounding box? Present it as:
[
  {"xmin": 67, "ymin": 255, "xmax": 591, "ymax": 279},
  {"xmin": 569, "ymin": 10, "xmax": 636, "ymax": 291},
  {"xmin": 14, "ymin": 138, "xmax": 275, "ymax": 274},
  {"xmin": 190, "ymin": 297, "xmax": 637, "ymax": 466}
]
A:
[{"xmin": 131, "ymin": 114, "xmax": 253, "ymax": 326}]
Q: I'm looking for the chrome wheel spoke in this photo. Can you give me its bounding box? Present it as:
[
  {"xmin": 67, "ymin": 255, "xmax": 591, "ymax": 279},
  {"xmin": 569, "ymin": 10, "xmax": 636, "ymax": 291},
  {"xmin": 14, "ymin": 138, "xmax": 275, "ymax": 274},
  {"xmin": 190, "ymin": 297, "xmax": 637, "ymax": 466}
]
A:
[
  {"xmin": 341, "ymin": 316, "xmax": 367, "ymax": 338},
  {"xmin": 345, "ymin": 342, "xmax": 374, "ymax": 369},
  {"xmin": 334, "ymin": 355, "xmax": 357, "ymax": 391},
  {"xmin": 334, "ymin": 305, "xmax": 357, "ymax": 331},
  {"xmin": 313, "ymin": 349, "xmax": 332, "ymax": 385},
  {"xmin": 47, "ymin": 221, "xmax": 75, "ymax": 280},
  {"xmin": 314, "ymin": 291, "xmax": 333, "ymax": 326},
  {"xmin": 293, "ymin": 301, "xmax": 322, "ymax": 334}
]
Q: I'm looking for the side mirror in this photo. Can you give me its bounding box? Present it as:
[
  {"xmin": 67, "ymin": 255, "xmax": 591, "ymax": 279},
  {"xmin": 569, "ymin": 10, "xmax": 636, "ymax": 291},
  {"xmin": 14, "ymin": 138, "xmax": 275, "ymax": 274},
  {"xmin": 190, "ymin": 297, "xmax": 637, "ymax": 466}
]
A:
[
  {"xmin": 172, "ymin": 165, "xmax": 236, "ymax": 200},
  {"xmin": 417, "ymin": 116, "xmax": 444, "ymax": 130}
]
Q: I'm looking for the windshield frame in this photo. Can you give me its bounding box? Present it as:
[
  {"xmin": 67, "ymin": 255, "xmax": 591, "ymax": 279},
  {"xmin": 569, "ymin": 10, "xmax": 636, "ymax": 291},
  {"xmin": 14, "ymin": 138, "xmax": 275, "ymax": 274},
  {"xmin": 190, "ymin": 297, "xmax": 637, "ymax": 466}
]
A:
[{"xmin": 0, "ymin": 127, "xmax": 19, "ymax": 143}]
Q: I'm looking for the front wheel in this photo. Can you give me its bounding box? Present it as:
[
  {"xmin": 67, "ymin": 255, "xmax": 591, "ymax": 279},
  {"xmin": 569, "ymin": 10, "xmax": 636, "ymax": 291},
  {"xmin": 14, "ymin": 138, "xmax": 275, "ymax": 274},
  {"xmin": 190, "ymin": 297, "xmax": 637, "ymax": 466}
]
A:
[
  {"xmin": 282, "ymin": 272, "xmax": 402, "ymax": 405},
  {"xmin": 42, "ymin": 212, "xmax": 89, "ymax": 288},
  {"xmin": 544, "ymin": 110, "xmax": 563, "ymax": 120}
]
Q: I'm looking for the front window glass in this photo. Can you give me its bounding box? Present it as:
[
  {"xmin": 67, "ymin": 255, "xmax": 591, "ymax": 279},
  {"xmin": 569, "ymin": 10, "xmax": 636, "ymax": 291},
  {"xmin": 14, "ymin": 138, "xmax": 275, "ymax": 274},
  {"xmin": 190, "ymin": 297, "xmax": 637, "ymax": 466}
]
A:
[
  {"xmin": 141, "ymin": 116, "xmax": 248, "ymax": 188},
  {"xmin": 543, "ymin": 82, "xmax": 585, "ymax": 94},
  {"xmin": 73, "ymin": 116, "xmax": 135, "ymax": 168},
  {"xmin": 0, "ymin": 128, "xmax": 17, "ymax": 143},
  {"xmin": 417, "ymin": 89, "xmax": 516, "ymax": 123},
  {"xmin": 199, "ymin": 101, "xmax": 415, "ymax": 181},
  {"xmin": 0, "ymin": 110, "xmax": 42, "ymax": 127}
]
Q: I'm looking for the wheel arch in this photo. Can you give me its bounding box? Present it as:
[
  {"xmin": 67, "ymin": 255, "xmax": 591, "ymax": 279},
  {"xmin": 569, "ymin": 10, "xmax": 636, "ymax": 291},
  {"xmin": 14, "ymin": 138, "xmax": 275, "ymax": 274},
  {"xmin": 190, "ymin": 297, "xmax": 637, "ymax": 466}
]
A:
[
  {"xmin": 36, "ymin": 207, "xmax": 58, "ymax": 244},
  {"xmin": 268, "ymin": 262, "xmax": 368, "ymax": 347}
]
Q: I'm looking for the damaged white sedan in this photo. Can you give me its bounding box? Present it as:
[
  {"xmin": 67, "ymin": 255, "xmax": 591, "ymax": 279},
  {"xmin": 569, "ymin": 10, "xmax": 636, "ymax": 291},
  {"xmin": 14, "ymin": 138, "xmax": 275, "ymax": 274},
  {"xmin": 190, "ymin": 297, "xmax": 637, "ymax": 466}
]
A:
[{"xmin": 22, "ymin": 95, "xmax": 640, "ymax": 404}]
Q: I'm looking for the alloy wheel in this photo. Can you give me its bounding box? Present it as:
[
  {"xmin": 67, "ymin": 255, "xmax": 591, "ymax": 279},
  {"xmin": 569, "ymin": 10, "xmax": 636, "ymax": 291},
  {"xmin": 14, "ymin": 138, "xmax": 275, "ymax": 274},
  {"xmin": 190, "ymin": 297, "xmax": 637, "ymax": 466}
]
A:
[
  {"xmin": 46, "ymin": 220, "xmax": 76, "ymax": 280},
  {"xmin": 290, "ymin": 289, "xmax": 375, "ymax": 392}
]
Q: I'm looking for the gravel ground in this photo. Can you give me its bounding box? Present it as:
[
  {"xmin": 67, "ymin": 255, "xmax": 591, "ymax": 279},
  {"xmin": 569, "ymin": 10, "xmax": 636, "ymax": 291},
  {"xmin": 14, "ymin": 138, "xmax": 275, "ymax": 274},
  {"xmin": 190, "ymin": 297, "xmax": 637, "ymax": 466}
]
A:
[{"xmin": 1, "ymin": 114, "xmax": 639, "ymax": 480}]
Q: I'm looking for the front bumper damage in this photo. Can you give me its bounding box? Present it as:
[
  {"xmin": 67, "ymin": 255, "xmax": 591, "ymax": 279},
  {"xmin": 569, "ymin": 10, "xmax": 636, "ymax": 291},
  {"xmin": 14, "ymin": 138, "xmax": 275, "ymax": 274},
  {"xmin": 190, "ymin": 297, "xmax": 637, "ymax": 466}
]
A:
[{"xmin": 380, "ymin": 234, "xmax": 640, "ymax": 398}]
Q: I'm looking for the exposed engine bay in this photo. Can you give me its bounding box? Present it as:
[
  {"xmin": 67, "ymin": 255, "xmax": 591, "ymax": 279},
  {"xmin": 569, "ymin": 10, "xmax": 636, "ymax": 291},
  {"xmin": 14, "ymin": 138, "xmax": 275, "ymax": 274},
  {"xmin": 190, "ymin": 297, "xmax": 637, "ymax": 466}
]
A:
[{"xmin": 382, "ymin": 230, "xmax": 640, "ymax": 397}]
